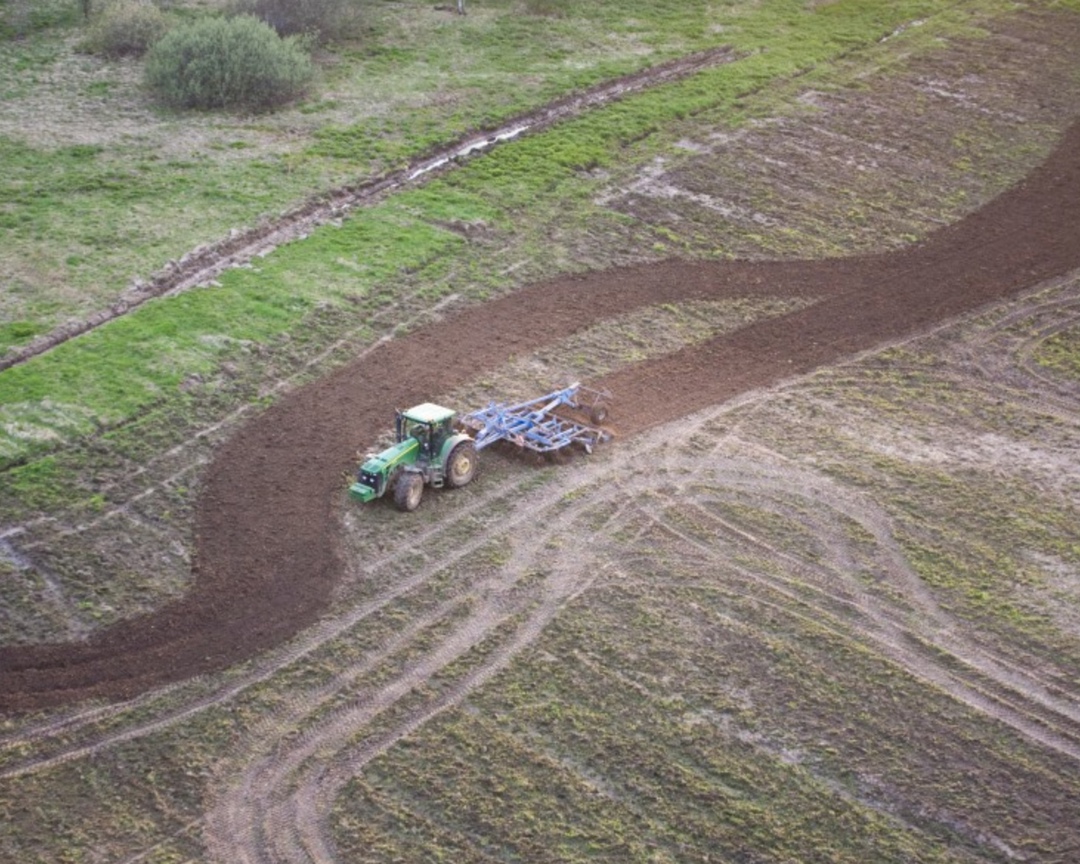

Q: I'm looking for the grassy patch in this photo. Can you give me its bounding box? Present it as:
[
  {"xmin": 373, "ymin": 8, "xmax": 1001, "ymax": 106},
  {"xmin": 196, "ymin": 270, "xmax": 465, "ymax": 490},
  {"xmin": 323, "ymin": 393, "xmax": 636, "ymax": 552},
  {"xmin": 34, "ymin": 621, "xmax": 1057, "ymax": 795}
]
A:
[
  {"xmin": 1, "ymin": 0, "xmax": 1003, "ymax": 472},
  {"xmin": 0, "ymin": 0, "xmax": 783, "ymax": 334},
  {"xmin": 0, "ymin": 0, "xmax": 79, "ymax": 41},
  {"xmin": 0, "ymin": 320, "xmax": 45, "ymax": 353},
  {"xmin": 0, "ymin": 198, "xmax": 470, "ymax": 466},
  {"xmin": 1034, "ymin": 325, "xmax": 1080, "ymax": 380}
]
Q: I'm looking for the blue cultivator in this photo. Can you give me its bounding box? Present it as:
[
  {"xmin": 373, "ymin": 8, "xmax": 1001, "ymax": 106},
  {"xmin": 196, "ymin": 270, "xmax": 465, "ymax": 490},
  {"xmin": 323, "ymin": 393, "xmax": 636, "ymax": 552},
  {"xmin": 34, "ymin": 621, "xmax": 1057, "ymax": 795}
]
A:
[{"xmin": 459, "ymin": 383, "xmax": 612, "ymax": 455}]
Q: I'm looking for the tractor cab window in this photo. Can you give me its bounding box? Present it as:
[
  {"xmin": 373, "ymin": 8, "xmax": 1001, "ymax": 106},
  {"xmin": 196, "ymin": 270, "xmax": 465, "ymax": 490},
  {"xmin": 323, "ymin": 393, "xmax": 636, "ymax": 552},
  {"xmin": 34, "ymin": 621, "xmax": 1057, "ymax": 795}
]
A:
[
  {"xmin": 431, "ymin": 417, "xmax": 452, "ymax": 451},
  {"xmin": 407, "ymin": 421, "xmax": 430, "ymax": 451}
]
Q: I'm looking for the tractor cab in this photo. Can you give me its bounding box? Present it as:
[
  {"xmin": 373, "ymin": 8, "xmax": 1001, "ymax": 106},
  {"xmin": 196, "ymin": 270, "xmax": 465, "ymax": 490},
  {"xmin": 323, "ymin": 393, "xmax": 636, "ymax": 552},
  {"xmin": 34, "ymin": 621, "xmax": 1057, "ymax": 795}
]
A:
[{"xmin": 395, "ymin": 403, "xmax": 456, "ymax": 460}]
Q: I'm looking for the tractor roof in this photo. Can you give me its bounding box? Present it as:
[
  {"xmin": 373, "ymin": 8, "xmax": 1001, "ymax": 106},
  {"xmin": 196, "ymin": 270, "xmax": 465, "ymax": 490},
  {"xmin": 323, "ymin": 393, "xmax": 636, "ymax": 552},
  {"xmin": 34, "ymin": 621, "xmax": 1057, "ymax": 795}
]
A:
[{"xmin": 403, "ymin": 402, "xmax": 455, "ymax": 424}]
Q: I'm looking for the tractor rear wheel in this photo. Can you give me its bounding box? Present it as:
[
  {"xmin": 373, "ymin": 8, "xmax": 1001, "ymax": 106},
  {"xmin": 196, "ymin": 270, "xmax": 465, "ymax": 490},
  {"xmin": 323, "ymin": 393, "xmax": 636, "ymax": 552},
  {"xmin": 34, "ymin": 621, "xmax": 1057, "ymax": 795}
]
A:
[
  {"xmin": 446, "ymin": 440, "xmax": 478, "ymax": 488},
  {"xmin": 394, "ymin": 472, "xmax": 424, "ymax": 511}
]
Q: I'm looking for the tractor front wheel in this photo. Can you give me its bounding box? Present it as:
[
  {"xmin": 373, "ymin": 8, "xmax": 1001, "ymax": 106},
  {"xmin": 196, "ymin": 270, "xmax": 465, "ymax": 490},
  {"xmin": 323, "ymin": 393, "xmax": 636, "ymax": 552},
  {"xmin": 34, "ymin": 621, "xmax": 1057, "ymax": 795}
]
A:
[
  {"xmin": 394, "ymin": 472, "xmax": 424, "ymax": 511},
  {"xmin": 446, "ymin": 440, "xmax": 478, "ymax": 488}
]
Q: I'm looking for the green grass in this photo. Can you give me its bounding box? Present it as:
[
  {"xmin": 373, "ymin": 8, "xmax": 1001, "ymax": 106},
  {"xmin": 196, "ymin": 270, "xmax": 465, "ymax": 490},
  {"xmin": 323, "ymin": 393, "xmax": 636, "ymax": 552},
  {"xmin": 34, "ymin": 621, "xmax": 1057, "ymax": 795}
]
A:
[
  {"xmin": 0, "ymin": 319, "xmax": 45, "ymax": 350},
  {"xmin": 0, "ymin": 0, "xmax": 762, "ymax": 335},
  {"xmin": 0, "ymin": 197, "xmax": 471, "ymax": 462},
  {"xmin": 0, "ymin": 0, "xmax": 80, "ymax": 41},
  {"xmin": 0, "ymin": 133, "xmax": 348, "ymax": 342}
]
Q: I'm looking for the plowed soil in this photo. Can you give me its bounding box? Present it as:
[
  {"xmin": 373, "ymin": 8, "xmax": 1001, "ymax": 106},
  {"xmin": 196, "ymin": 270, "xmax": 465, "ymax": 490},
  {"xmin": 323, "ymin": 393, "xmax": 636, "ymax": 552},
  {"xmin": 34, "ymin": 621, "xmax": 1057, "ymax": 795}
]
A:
[{"xmin": 1, "ymin": 114, "xmax": 1078, "ymax": 713}]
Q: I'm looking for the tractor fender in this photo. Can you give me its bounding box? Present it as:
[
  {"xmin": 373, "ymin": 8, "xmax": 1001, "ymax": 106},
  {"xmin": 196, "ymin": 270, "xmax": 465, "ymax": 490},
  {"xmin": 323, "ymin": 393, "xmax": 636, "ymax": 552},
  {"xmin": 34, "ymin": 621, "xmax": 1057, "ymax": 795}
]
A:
[{"xmin": 438, "ymin": 433, "xmax": 475, "ymax": 466}]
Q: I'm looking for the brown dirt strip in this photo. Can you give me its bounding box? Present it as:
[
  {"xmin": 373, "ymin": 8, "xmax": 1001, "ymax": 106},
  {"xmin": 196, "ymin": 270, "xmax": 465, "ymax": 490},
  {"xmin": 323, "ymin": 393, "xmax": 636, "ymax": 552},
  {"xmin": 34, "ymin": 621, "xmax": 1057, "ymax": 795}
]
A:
[{"xmin": 1, "ymin": 120, "xmax": 1078, "ymax": 714}]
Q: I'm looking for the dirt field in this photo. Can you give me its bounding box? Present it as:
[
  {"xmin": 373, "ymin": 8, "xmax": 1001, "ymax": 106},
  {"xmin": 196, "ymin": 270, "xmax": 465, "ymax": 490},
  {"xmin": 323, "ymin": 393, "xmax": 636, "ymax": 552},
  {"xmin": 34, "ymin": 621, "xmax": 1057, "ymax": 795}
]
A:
[{"xmin": 2, "ymin": 4, "xmax": 1080, "ymax": 862}]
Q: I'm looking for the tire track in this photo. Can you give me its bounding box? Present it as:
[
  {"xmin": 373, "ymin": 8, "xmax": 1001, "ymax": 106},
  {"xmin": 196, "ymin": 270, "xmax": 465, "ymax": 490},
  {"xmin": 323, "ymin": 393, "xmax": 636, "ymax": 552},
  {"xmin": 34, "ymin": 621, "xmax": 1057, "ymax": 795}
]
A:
[
  {"xmin": 5, "ymin": 277, "xmax": 1077, "ymax": 860},
  {"xmin": 0, "ymin": 421, "xmax": 635, "ymax": 779},
  {"xmin": 0, "ymin": 448, "xmax": 602, "ymax": 777},
  {"xmin": 566, "ymin": 416, "xmax": 1080, "ymax": 760},
  {"xmin": 204, "ymin": 450, "xmax": 635, "ymax": 863},
  {"xmin": 202, "ymin": 425, "xmax": 663, "ymax": 861},
  {"xmin": 668, "ymin": 475, "xmax": 1080, "ymax": 756}
]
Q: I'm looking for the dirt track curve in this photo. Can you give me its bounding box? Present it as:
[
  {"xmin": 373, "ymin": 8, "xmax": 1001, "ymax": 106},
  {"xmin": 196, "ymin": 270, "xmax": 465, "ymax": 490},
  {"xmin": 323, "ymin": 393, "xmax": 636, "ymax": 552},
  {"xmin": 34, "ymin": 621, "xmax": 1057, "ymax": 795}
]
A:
[{"xmin": 1, "ymin": 119, "xmax": 1078, "ymax": 714}]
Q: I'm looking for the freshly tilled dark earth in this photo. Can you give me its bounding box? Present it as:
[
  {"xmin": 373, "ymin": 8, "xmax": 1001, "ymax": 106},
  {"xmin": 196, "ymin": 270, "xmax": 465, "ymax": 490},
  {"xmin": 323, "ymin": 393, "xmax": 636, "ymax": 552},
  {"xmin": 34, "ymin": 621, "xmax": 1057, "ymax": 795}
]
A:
[{"xmin": 1, "ymin": 114, "xmax": 1078, "ymax": 713}]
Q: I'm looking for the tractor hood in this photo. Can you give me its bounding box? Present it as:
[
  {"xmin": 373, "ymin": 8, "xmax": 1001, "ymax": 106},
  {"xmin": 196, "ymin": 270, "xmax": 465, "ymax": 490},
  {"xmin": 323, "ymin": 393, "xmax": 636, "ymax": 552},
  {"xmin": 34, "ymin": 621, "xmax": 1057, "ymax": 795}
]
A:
[{"xmin": 349, "ymin": 438, "xmax": 420, "ymax": 502}]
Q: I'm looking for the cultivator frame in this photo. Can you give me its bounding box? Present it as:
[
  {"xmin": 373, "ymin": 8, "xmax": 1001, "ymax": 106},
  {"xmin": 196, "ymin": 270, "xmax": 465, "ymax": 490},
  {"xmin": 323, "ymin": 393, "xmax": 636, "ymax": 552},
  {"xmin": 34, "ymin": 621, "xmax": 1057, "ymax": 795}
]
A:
[{"xmin": 459, "ymin": 383, "xmax": 612, "ymax": 455}]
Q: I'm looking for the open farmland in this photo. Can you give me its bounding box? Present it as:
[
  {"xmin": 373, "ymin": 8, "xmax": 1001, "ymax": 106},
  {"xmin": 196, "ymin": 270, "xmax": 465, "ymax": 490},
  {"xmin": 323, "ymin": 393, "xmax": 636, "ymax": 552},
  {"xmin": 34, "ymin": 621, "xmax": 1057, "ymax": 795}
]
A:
[{"xmin": 2, "ymin": 1, "xmax": 1080, "ymax": 861}]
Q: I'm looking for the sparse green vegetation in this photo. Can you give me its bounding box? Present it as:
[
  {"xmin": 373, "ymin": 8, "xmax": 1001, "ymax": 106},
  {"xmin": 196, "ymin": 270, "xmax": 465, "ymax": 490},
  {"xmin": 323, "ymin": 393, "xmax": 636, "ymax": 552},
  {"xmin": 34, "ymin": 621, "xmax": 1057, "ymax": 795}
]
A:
[
  {"xmin": 0, "ymin": 320, "xmax": 44, "ymax": 352},
  {"xmin": 227, "ymin": 0, "xmax": 363, "ymax": 42},
  {"xmin": 1035, "ymin": 325, "xmax": 1080, "ymax": 380},
  {"xmin": 79, "ymin": 0, "xmax": 170, "ymax": 58},
  {"xmin": 0, "ymin": 0, "xmax": 80, "ymax": 40}
]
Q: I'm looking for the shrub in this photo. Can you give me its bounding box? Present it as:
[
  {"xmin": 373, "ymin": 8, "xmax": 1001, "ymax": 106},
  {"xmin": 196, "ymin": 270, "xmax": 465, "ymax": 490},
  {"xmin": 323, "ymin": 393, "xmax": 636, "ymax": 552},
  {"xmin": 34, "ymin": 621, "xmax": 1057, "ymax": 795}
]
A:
[
  {"xmin": 82, "ymin": 1, "xmax": 169, "ymax": 58},
  {"xmin": 144, "ymin": 15, "xmax": 314, "ymax": 112},
  {"xmin": 226, "ymin": 0, "xmax": 361, "ymax": 43}
]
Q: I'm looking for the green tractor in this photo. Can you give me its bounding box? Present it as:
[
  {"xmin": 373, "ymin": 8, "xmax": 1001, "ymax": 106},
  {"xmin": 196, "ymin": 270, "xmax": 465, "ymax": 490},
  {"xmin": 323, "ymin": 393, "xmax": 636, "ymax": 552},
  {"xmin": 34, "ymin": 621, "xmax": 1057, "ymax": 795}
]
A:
[{"xmin": 349, "ymin": 402, "xmax": 477, "ymax": 512}]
